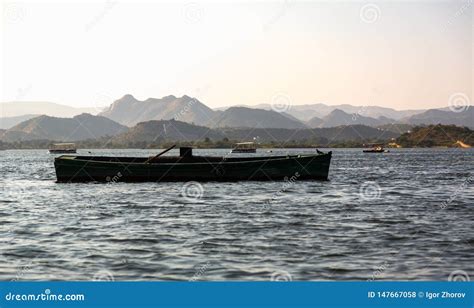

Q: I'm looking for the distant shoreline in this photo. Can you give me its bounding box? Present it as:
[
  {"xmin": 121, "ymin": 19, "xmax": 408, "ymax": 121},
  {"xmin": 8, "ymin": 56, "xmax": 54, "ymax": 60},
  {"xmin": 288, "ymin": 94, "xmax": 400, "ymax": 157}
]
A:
[{"xmin": 1, "ymin": 124, "xmax": 472, "ymax": 150}]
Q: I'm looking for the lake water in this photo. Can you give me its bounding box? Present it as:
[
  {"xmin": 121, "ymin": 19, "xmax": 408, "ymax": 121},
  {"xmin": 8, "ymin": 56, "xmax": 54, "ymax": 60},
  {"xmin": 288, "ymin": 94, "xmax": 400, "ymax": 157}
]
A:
[{"xmin": 0, "ymin": 148, "xmax": 472, "ymax": 281}]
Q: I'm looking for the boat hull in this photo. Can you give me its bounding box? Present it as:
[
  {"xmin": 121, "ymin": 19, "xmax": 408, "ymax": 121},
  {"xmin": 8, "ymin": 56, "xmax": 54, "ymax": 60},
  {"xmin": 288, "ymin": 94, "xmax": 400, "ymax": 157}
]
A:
[
  {"xmin": 54, "ymin": 153, "xmax": 332, "ymax": 182},
  {"xmin": 49, "ymin": 149, "xmax": 77, "ymax": 154},
  {"xmin": 231, "ymin": 149, "xmax": 257, "ymax": 153}
]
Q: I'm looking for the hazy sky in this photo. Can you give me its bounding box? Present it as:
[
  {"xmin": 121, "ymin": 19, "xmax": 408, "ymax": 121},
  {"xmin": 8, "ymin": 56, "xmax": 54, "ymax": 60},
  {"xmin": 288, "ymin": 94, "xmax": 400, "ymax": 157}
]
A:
[{"xmin": 1, "ymin": 0, "xmax": 472, "ymax": 110}]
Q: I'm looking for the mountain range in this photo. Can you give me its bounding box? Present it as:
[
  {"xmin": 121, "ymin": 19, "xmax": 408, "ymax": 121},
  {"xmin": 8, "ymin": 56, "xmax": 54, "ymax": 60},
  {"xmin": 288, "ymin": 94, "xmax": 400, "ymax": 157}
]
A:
[
  {"xmin": 99, "ymin": 95, "xmax": 308, "ymax": 129},
  {"xmin": 218, "ymin": 103, "xmax": 426, "ymax": 121},
  {"xmin": 0, "ymin": 101, "xmax": 100, "ymax": 129},
  {"xmin": 1, "ymin": 95, "xmax": 472, "ymax": 135},
  {"xmin": 0, "ymin": 101, "xmax": 99, "ymax": 118},
  {"xmin": 308, "ymin": 109, "xmax": 395, "ymax": 128},
  {"xmin": 0, "ymin": 114, "xmax": 127, "ymax": 142},
  {"xmin": 98, "ymin": 94, "xmax": 473, "ymax": 129},
  {"xmin": 402, "ymin": 109, "xmax": 474, "ymax": 127},
  {"xmin": 0, "ymin": 114, "xmax": 398, "ymax": 145},
  {"xmin": 209, "ymin": 107, "xmax": 306, "ymax": 129},
  {"xmin": 0, "ymin": 114, "xmax": 39, "ymax": 129}
]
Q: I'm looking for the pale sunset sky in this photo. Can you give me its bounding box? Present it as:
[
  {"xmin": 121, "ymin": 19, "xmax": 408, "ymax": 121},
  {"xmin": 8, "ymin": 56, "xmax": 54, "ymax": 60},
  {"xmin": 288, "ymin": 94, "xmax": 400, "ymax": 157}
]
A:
[{"xmin": 1, "ymin": 0, "xmax": 472, "ymax": 110}]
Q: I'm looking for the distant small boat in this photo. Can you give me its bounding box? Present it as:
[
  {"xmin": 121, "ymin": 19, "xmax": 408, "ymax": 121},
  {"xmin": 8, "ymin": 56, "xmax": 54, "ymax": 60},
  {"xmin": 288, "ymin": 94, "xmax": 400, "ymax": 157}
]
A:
[
  {"xmin": 54, "ymin": 146, "xmax": 332, "ymax": 182},
  {"xmin": 232, "ymin": 142, "xmax": 257, "ymax": 153},
  {"xmin": 363, "ymin": 143, "xmax": 389, "ymax": 153},
  {"xmin": 49, "ymin": 143, "xmax": 77, "ymax": 154}
]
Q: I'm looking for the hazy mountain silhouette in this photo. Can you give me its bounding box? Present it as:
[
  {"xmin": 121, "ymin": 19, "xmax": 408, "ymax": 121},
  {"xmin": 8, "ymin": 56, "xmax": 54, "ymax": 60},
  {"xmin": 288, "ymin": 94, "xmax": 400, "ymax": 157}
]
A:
[
  {"xmin": 223, "ymin": 103, "xmax": 425, "ymax": 121},
  {"xmin": 209, "ymin": 107, "xmax": 307, "ymax": 129},
  {"xmin": 306, "ymin": 116, "xmax": 324, "ymax": 128},
  {"xmin": 3, "ymin": 95, "xmax": 471, "ymax": 133},
  {"xmin": 402, "ymin": 108, "xmax": 474, "ymax": 128},
  {"xmin": 0, "ymin": 114, "xmax": 39, "ymax": 129},
  {"xmin": 0, "ymin": 113, "xmax": 127, "ymax": 142},
  {"xmin": 0, "ymin": 101, "xmax": 99, "ymax": 118},
  {"xmin": 317, "ymin": 109, "xmax": 395, "ymax": 128}
]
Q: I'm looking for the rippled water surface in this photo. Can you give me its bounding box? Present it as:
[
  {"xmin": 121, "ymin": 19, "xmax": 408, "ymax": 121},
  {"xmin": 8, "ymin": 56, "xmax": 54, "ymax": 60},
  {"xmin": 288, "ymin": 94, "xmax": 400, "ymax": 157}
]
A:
[{"xmin": 0, "ymin": 148, "xmax": 473, "ymax": 281}]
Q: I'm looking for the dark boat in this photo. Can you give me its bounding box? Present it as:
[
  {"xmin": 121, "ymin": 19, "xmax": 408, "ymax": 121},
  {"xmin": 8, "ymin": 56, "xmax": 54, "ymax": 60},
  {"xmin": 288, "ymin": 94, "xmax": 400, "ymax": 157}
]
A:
[
  {"xmin": 49, "ymin": 143, "xmax": 77, "ymax": 154},
  {"xmin": 54, "ymin": 146, "xmax": 332, "ymax": 182},
  {"xmin": 363, "ymin": 148, "xmax": 386, "ymax": 153},
  {"xmin": 363, "ymin": 143, "xmax": 389, "ymax": 153},
  {"xmin": 231, "ymin": 142, "xmax": 257, "ymax": 153}
]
